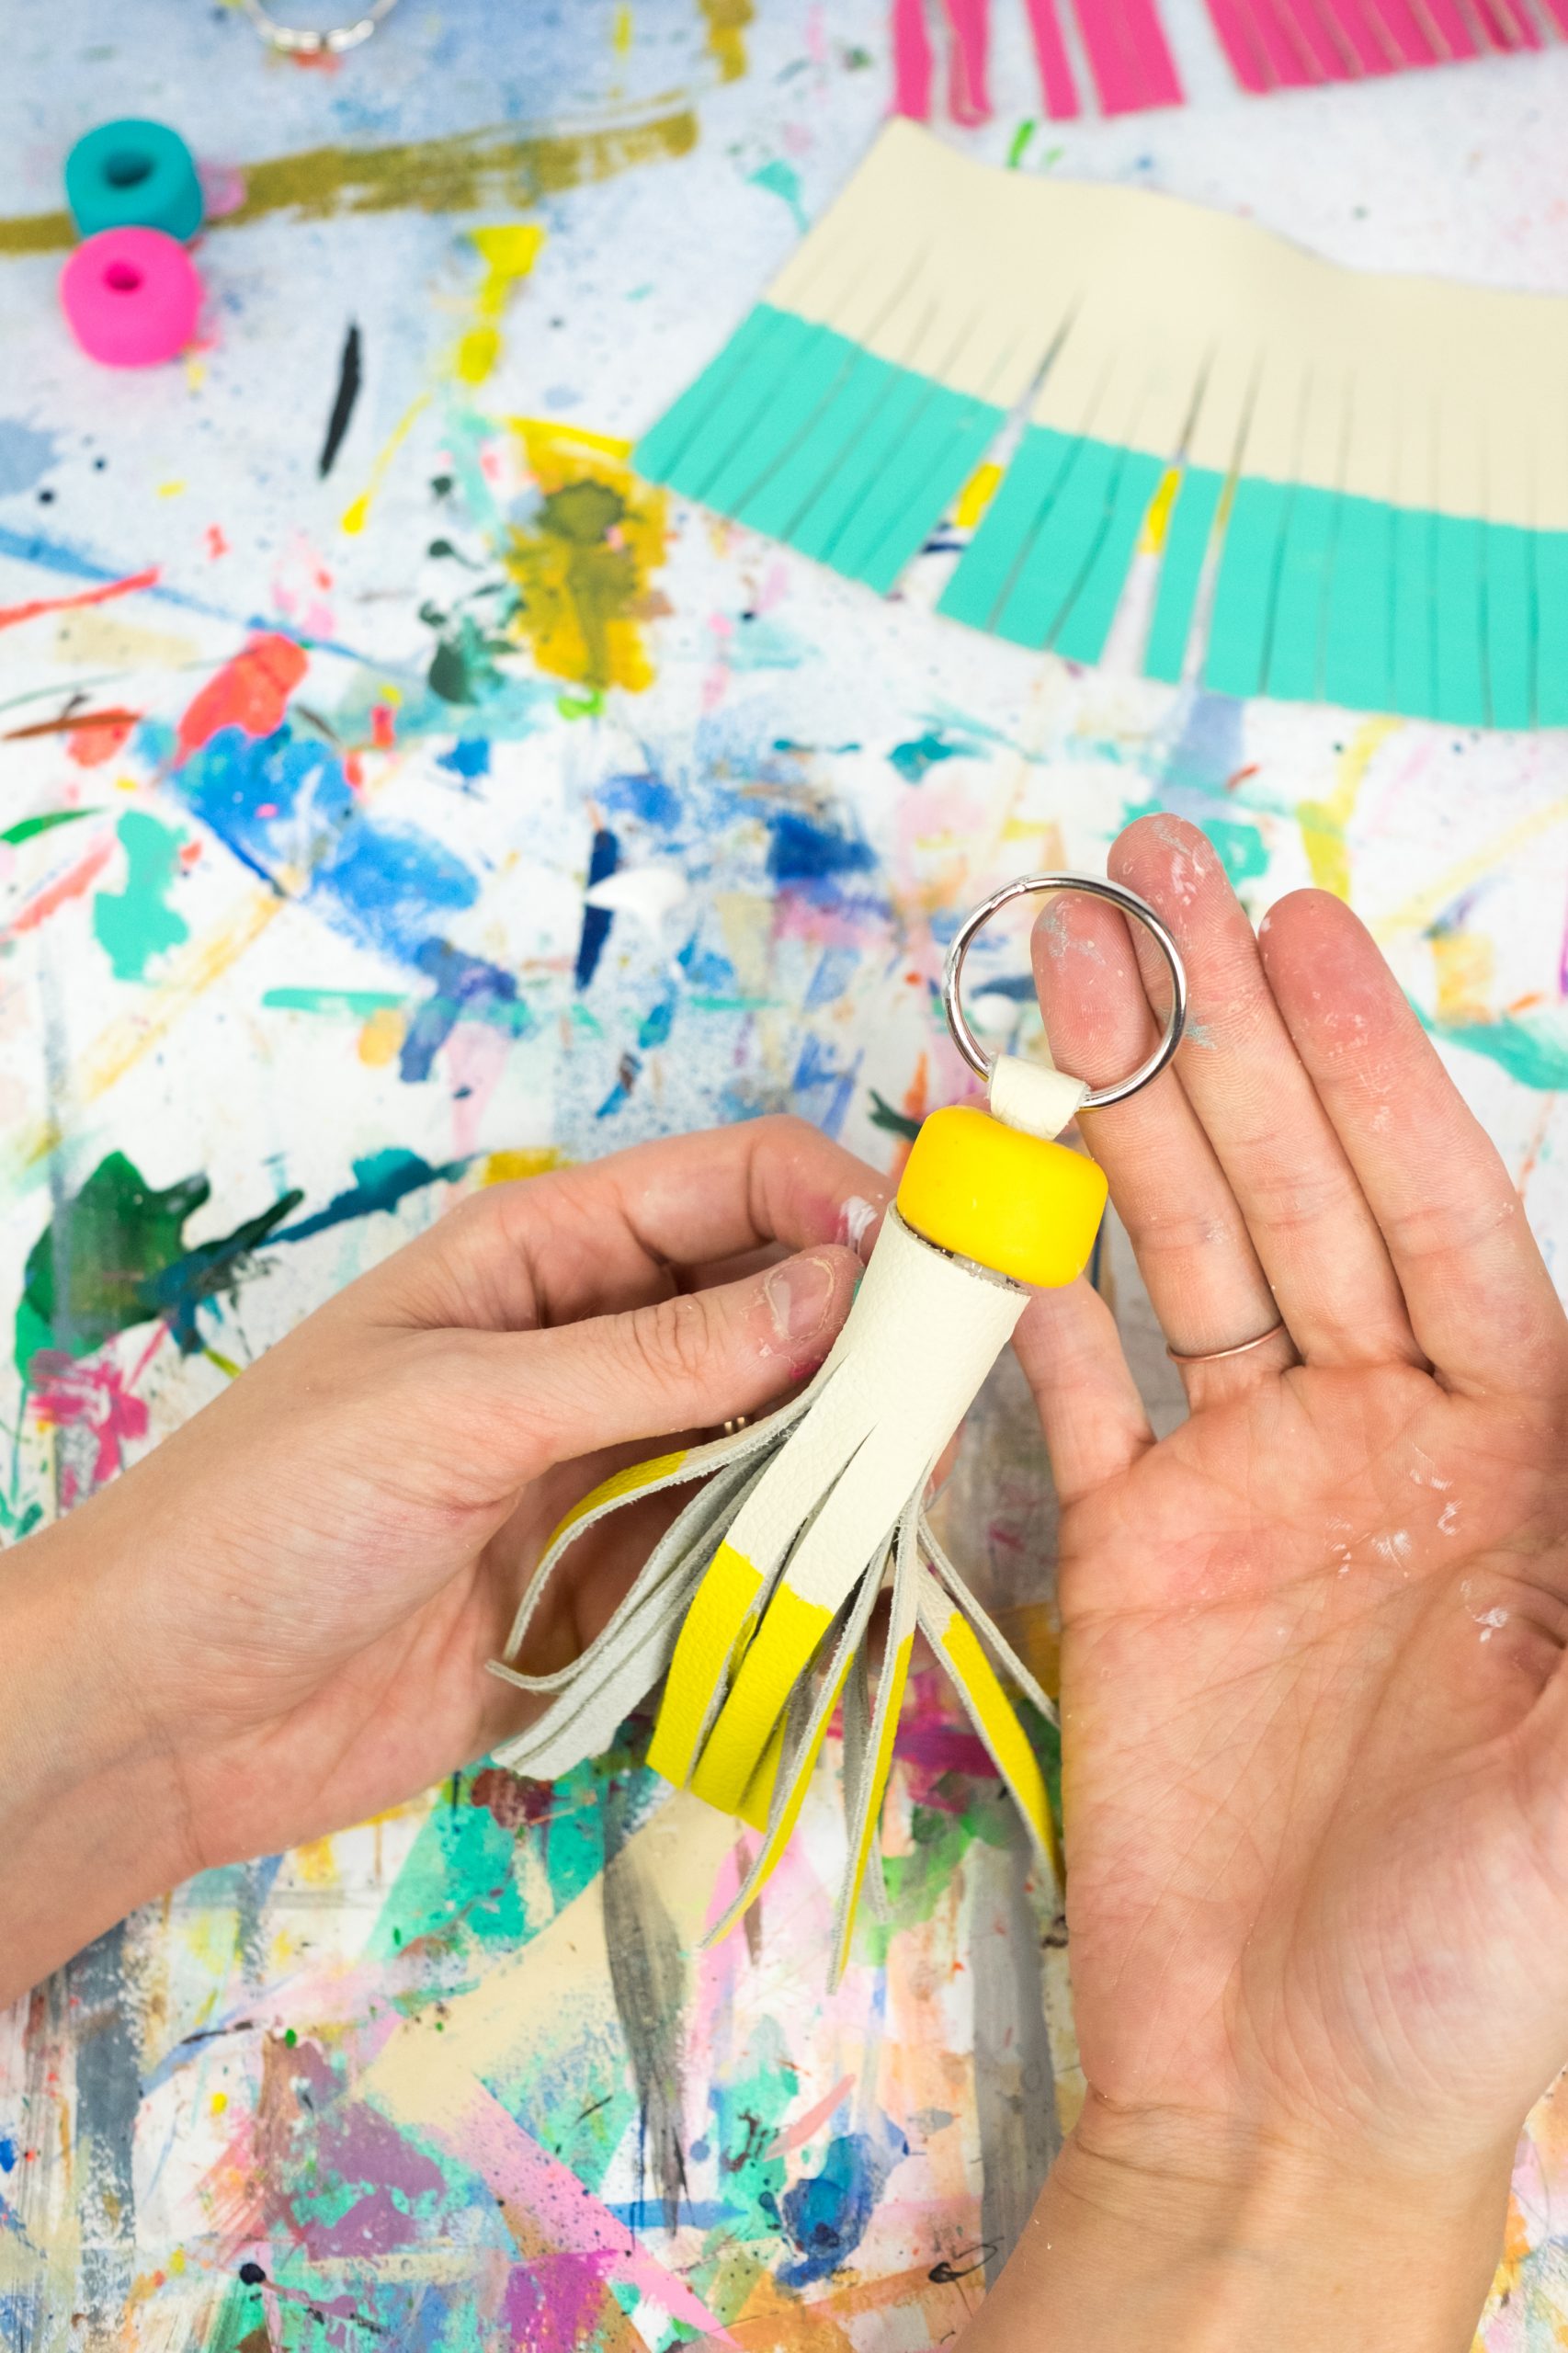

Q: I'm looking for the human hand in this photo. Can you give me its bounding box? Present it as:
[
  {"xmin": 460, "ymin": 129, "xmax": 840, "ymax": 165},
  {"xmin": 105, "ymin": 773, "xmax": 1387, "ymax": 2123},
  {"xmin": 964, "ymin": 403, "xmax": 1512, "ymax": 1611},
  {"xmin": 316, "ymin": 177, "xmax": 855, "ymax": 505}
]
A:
[
  {"xmin": 974, "ymin": 814, "xmax": 1568, "ymax": 2350},
  {"xmin": 0, "ymin": 1119, "xmax": 880, "ymax": 2001}
]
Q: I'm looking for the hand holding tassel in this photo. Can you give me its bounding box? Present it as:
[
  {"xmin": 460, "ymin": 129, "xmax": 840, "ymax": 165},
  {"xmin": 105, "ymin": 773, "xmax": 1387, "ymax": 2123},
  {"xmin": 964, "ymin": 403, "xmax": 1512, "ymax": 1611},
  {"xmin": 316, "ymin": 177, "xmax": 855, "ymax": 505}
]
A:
[{"xmin": 490, "ymin": 874, "xmax": 1187, "ymax": 1974}]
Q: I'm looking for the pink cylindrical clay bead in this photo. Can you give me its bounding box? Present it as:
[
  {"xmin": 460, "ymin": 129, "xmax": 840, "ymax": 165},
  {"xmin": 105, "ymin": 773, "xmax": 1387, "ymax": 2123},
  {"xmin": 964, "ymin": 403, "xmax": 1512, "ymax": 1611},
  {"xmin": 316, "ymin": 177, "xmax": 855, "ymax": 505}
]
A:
[{"xmin": 60, "ymin": 227, "xmax": 201, "ymax": 368}]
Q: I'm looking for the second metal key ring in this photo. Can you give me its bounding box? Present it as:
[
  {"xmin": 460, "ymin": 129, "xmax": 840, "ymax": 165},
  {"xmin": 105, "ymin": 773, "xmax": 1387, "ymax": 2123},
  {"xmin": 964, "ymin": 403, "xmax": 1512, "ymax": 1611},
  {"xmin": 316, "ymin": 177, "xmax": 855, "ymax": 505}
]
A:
[{"xmin": 942, "ymin": 873, "xmax": 1188, "ymax": 1109}]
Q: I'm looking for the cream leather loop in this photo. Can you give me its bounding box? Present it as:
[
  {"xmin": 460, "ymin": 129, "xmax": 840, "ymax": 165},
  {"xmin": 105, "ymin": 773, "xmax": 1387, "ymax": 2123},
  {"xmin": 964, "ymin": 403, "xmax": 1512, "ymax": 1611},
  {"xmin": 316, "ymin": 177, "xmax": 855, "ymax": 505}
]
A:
[{"xmin": 987, "ymin": 1051, "xmax": 1088, "ymax": 1142}]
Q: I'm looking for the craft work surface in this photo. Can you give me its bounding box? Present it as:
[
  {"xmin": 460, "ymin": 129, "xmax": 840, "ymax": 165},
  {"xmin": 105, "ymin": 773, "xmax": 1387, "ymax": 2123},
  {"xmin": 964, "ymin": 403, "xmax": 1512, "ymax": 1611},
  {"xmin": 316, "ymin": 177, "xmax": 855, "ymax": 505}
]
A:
[{"xmin": 4, "ymin": 3, "xmax": 1568, "ymax": 2345}]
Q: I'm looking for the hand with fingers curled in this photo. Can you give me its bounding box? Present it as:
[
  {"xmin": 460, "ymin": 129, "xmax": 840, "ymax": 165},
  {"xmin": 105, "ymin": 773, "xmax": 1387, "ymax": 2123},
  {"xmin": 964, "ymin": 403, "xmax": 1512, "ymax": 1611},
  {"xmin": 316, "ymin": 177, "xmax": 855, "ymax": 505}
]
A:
[{"xmin": 2, "ymin": 815, "xmax": 1565, "ymax": 2353}]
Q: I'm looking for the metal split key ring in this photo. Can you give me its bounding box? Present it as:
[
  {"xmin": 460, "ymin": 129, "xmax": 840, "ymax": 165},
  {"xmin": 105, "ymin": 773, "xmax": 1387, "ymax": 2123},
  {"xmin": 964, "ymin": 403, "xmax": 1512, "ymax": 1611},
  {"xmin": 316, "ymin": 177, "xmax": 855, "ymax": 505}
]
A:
[
  {"xmin": 942, "ymin": 873, "xmax": 1188, "ymax": 1109},
  {"xmin": 237, "ymin": 0, "xmax": 398, "ymax": 54}
]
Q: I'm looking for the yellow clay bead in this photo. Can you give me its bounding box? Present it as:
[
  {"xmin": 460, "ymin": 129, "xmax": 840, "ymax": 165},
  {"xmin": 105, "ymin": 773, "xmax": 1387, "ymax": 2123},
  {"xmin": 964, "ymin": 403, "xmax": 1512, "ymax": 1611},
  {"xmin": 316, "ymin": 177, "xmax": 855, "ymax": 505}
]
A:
[{"xmin": 896, "ymin": 1105, "xmax": 1108, "ymax": 1288}]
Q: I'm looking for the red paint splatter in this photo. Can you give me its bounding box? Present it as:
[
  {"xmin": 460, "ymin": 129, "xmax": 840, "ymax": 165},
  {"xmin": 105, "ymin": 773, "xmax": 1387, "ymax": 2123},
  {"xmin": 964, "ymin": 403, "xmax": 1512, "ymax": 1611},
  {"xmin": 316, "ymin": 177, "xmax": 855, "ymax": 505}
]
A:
[
  {"xmin": 205, "ymin": 525, "xmax": 230, "ymax": 561},
  {"xmin": 369, "ymin": 702, "xmax": 396, "ymax": 750},
  {"xmin": 0, "ymin": 568, "xmax": 159, "ymax": 634},
  {"xmin": 178, "ymin": 839, "xmax": 202, "ymax": 868},
  {"xmin": 176, "ymin": 633, "xmax": 308, "ymax": 764},
  {"xmin": 1224, "ymin": 763, "xmax": 1260, "ymax": 791},
  {"xmin": 344, "ymin": 752, "xmax": 364, "ymax": 790},
  {"xmin": 29, "ymin": 1352, "xmax": 150, "ymax": 1508},
  {"xmin": 66, "ymin": 717, "xmax": 135, "ymax": 768},
  {"xmin": 2, "ymin": 837, "xmax": 115, "ymax": 942}
]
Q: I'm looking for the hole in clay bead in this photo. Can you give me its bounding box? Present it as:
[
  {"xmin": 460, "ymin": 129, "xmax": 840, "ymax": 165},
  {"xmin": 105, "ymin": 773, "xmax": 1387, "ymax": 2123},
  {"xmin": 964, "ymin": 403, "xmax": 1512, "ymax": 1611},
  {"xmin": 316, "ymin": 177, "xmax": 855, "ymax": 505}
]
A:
[
  {"xmin": 105, "ymin": 262, "xmax": 142, "ymax": 293},
  {"xmin": 104, "ymin": 151, "xmax": 153, "ymax": 188}
]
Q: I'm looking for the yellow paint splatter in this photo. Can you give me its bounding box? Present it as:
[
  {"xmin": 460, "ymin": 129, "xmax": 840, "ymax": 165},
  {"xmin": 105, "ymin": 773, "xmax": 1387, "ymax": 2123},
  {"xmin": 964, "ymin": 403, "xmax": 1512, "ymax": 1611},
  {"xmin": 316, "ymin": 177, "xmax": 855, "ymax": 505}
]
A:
[
  {"xmin": 1295, "ymin": 714, "xmax": 1400, "ymax": 900},
  {"xmin": 358, "ymin": 1004, "xmax": 406, "ymax": 1065},
  {"xmin": 157, "ymin": 479, "xmax": 187, "ymax": 499},
  {"xmin": 1139, "ymin": 465, "xmax": 1181, "ymax": 554},
  {"xmin": 953, "ymin": 461, "xmax": 1001, "ymax": 530},
  {"xmin": 1430, "ymin": 926, "xmax": 1494, "ymax": 1025},
  {"xmin": 341, "ymin": 392, "xmax": 431, "ymax": 536},
  {"xmin": 483, "ymin": 1145, "xmax": 566, "ymax": 1184},
  {"xmin": 295, "ymin": 1836, "xmax": 339, "ymax": 1886},
  {"xmin": 210, "ymin": 2092, "xmax": 228, "ymax": 2116},
  {"xmin": 699, "ymin": 0, "xmax": 754, "ymax": 79},
  {"xmin": 612, "ymin": 2, "xmax": 633, "ymax": 51},
  {"xmin": 455, "ymin": 222, "xmax": 547, "ymax": 387},
  {"xmin": 503, "ymin": 416, "xmax": 669, "ymax": 695},
  {"xmin": 1374, "ymin": 795, "xmax": 1568, "ymax": 942}
]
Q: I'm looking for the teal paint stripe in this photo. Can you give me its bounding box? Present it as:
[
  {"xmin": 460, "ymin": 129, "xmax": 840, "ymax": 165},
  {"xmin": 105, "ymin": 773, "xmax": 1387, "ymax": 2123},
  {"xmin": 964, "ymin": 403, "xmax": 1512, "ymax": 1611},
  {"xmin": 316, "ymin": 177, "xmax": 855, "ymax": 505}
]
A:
[
  {"xmin": 1432, "ymin": 516, "xmax": 1486, "ymax": 727},
  {"xmin": 732, "ymin": 345, "xmax": 898, "ymax": 542},
  {"xmin": 699, "ymin": 323, "xmax": 857, "ymax": 515},
  {"xmin": 635, "ymin": 303, "xmax": 787, "ymax": 485},
  {"xmin": 787, "ymin": 367, "xmax": 931, "ymax": 563},
  {"xmin": 1204, "ymin": 479, "xmax": 1289, "ymax": 699},
  {"xmin": 1486, "ymin": 522, "xmax": 1534, "ymax": 731},
  {"xmin": 1537, "ymin": 532, "xmax": 1568, "ymax": 727},
  {"xmin": 1053, "ymin": 451, "xmax": 1164, "ymax": 664},
  {"xmin": 1391, "ymin": 506, "xmax": 1437, "ymax": 720},
  {"xmin": 1144, "ymin": 467, "xmax": 1222, "ymax": 683},
  {"xmin": 1265, "ymin": 485, "xmax": 1338, "ymax": 704},
  {"xmin": 1323, "ymin": 496, "xmax": 1393, "ymax": 715},
  {"xmin": 938, "ymin": 426, "xmax": 1078, "ymax": 631},
  {"xmin": 856, "ymin": 397, "xmax": 1003, "ymax": 594}
]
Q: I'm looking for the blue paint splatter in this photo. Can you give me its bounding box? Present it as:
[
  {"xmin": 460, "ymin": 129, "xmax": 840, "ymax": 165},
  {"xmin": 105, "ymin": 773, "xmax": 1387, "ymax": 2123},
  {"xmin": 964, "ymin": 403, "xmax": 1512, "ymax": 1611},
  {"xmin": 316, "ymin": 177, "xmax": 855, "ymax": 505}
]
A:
[
  {"xmin": 0, "ymin": 2137, "xmax": 15, "ymax": 2173},
  {"xmin": 437, "ymin": 737, "xmax": 491, "ymax": 780},
  {"xmin": 275, "ymin": 1149, "xmax": 469, "ymax": 1244},
  {"xmin": 599, "ymin": 770, "xmax": 681, "ymax": 829},
  {"xmin": 767, "ymin": 810, "xmax": 875, "ymax": 889},
  {"xmin": 574, "ymin": 826, "xmax": 619, "ymax": 988},
  {"xmin": 0, "ymin": 420, "xmax": 58, "ymax": 498},
  {"xmin": 747, "ymin": 158, "xmax": 810, "ymax": 233},
  {"xmin": 400, "ymin": 942, "xmax": 529, "ymax": 1083},
  {"xmin": 778, "ymin": 2129, "xmax": 904, "ymax": 2288}
]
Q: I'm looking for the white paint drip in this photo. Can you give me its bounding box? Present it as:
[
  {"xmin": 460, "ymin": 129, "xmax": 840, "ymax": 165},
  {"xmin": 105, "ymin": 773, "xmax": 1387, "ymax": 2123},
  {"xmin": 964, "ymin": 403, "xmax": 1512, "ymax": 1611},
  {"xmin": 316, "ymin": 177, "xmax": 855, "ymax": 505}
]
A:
[
  {"xmin": 584, "ymin": 863, "xmax": 688, "ymax": 933},
  {"xmin": 840, "ymin": 1194, "xmax": 878, "ymax": 1255}
]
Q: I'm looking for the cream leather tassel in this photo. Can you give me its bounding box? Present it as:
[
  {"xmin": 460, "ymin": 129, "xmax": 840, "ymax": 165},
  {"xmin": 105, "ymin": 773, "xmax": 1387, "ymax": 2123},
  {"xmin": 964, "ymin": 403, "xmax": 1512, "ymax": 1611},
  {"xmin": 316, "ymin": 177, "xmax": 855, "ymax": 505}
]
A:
[{"xmin": 488, "ymin": 1053, "xmax": 1107, "ymax": 1978}]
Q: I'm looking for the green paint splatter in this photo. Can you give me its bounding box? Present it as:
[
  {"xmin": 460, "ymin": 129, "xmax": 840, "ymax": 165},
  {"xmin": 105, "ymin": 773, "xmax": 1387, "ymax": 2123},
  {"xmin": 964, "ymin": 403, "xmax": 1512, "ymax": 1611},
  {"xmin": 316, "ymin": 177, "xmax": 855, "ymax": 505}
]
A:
[
  {"xmin": 262, "ymin": 985, "xmax": 406, "ymax": 1017},
  {"xmin": 747, "ymin": 157, "xmax": 809, "ymax": 233},
  {"xmin": 92, "ymin": 811, "xmax": 188, "ymax": 982},
  {"xmin": 1422, "ymin": 1007, "xmax": 1568, "ymax": 1091},
  {"xmin": 1119, "ymin": 795, "xmax": 1268, "ymax": 888},
  {"xmin": 869, "ymin": 1089, "xmax": 920, "ymax": 1142},
  {"xmin": 889, "ymin": 728, "xmax": 961, "ymax": 783},
  {"xmin": 1007, "ymin": 119, "xmax": 1037, "ymax": 168},
  {"xmin": 1, "ymin": 807, "xmax": 98, "ymax": 849},
  {"xmin": 15, "ymin": 1152, "xmax": 302, "ymax": 1374}
]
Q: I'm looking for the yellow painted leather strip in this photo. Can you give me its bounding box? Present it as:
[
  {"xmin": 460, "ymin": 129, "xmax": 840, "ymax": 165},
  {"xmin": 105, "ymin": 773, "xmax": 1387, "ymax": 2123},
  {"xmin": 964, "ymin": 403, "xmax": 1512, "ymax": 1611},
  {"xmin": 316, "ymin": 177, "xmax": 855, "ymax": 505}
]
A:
[
  {"xmin": 716, "ymin": 1647, "xmax": 857, "ymax": 1938},
  {"xmin": 834, "ymin": 1630, "xmax": 913, "ymax": 1978},
  {"xmin": 545, "ymin": 1448, "xmax": 687, "ymax": 1551},
  {"xmin": 736, "ymin": 1710, "xmax": 787, "ymax": 1835},
  {"xmin": 941, "ymin": 1616, "xmax": 1062, "ymax": 1880},
  {"xmin": 689, "ymin": 1585, "xmax": 834, "ymax": 1815},
  {"xmin": 646, "ymin": 1540, "xmax": 761, "ymax": 1789}
]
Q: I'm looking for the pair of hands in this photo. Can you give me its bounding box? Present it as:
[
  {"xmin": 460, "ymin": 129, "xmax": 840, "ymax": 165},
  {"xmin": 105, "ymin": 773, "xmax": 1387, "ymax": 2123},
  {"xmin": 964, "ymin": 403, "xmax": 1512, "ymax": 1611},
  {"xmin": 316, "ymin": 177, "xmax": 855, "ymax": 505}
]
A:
[{"xmin": 5, "ymin": 811, "xmax": 1567, "ymax": 2350}]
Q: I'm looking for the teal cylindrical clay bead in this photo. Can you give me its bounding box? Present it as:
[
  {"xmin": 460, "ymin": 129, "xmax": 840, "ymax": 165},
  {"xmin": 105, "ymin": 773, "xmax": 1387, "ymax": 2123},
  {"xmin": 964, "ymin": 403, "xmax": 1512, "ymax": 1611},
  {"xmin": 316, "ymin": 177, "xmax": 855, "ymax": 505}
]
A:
[{"xmin": 65, "ymin": 119, "xmax": 204, "ymax": 244}]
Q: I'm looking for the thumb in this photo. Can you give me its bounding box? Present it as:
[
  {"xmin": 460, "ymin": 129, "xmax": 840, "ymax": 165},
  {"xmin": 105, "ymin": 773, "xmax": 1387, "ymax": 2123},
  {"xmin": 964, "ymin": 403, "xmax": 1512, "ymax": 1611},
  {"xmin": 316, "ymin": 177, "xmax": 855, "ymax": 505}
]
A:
[{"xmin": 497, "ymin": 1245, "xmax": 862, "ymax": 1472}]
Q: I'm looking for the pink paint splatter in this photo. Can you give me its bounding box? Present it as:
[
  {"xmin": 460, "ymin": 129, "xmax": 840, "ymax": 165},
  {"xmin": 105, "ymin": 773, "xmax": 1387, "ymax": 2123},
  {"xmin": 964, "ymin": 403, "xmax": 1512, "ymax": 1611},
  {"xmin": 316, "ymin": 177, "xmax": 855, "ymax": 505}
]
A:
[
  {"xmin": 28, "ymin": 1351, "xmax": 150, "ymax": 1507},
  {"xmin": 197, "ymin": 160, "xmax": 248, "ymax": 221},
  {"xmin": 891, "ymin": 0, "xmax": 935, "ymax": 114}
]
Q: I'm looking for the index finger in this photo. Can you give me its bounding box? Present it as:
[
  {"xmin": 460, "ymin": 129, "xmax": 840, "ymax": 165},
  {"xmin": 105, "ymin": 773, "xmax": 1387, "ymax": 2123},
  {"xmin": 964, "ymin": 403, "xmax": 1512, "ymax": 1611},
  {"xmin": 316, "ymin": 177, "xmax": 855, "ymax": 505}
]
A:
[
  {"xmin": 1261, "ymin": 889, "xmax": 1568, "ymax": 1399},
  {"xmin": 361, "ymin": 1114, "xmax": 890, "ymax": 1333}
]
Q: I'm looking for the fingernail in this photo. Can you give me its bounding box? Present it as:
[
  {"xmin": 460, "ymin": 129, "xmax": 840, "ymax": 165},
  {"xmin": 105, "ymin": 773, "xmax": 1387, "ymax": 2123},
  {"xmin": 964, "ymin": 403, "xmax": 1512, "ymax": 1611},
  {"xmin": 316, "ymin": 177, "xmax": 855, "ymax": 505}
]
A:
[{"xmin": 765, "ymin": 1252, "xmax": 836, "ymax": 1347}]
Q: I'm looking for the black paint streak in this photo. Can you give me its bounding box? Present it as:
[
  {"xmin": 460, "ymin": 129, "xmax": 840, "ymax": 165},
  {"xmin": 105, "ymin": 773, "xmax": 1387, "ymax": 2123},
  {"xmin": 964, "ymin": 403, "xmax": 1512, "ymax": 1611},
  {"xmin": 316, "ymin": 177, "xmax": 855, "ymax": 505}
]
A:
[
  {"xmin": 318, "ymin": 322, "xmax": 362, "ymax": 478},
  {"xmin": 602, "ymin": 1782, "xmax": 688, "ymax": 2233},
  {"xmin": 929, "ymin": 2241, "xmax": 998, "ymax": 2284}
]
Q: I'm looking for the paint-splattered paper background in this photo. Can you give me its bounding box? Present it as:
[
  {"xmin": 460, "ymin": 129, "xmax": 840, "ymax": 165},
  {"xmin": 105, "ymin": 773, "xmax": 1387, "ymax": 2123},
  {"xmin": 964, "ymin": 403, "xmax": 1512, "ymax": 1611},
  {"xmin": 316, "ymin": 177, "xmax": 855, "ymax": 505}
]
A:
[{"xmin": 5, "ymin": 2, "xmax": 1568, "ymax": 2343}]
